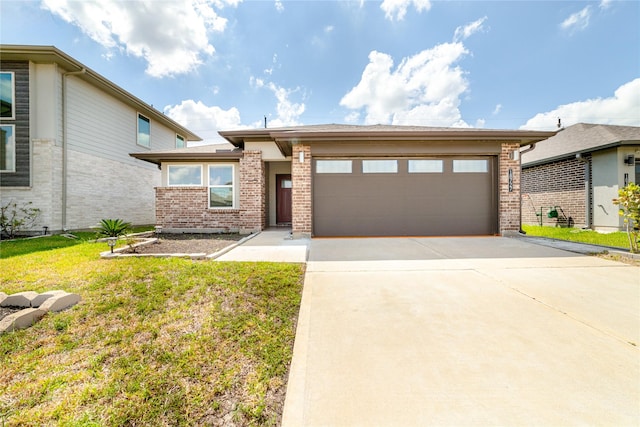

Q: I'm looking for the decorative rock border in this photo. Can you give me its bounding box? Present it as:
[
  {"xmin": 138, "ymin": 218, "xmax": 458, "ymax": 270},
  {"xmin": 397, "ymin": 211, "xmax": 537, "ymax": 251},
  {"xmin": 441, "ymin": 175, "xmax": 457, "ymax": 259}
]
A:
[{"xmin": 0, "ymin": 290, "xmax": 80, "ymax": 333}]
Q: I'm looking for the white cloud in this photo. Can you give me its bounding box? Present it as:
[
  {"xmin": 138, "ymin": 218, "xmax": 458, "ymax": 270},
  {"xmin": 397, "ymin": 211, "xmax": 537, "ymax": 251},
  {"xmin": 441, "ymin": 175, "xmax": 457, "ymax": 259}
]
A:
[
  {"xmin": 560, "ymin": 6, "xmax": 592, "ymax": 33},
  {"xmin": 164, "ymin": 100, "xmax": 246, "ymax": 145},
  {"xmin": 492, "ymin": 104, "xmax": 502, "ymax": 115},
  {"xmin": 41, "ymin": 0, "xmax": 239, "ymax": 78},
  {"xmin": 340, "ymin": 42, "xmax": 470, "ymax": 127},
  {"xmin": 380, "ymin": 0, "xmax": 431, "ymax": 21},
  {"xmin": 520, "ymin": 78, "xmax": 640, "ymax": 130},
  {"xmin": 275, "ymin": 0, "xmax": 284, "ymax": 12},
  {"xmin": 453, "ymin": 16, "xmax": 487, "ymax": 42},
  {"xmin": 599, "ymin": 0, "xmax": 613, "ymax": 9}
]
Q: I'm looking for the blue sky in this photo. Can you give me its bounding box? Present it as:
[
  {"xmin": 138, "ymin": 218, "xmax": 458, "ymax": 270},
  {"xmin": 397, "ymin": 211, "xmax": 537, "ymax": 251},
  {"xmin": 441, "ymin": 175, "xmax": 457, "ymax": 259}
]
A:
[{"xmin": 1, "ymin": 0, "xmax": 639, "ymax": 144}]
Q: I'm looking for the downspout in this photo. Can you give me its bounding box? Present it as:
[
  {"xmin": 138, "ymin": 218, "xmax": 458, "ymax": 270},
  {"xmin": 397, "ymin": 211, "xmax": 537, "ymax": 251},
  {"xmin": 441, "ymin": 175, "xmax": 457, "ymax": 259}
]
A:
[
  {"xmin": 61, "ymin": 67, "xmax": 86, "ymax": 231},
  {"xmin": 576, "ymin": 153, "xmax": 591, "ymax": 229}
]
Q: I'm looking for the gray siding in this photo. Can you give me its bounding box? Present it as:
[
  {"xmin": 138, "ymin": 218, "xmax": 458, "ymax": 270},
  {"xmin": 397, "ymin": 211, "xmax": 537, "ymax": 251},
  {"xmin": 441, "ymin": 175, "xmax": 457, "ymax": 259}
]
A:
[{"xmin": 0, "ymin": 61, "xmax": 30, "ymax": 187}]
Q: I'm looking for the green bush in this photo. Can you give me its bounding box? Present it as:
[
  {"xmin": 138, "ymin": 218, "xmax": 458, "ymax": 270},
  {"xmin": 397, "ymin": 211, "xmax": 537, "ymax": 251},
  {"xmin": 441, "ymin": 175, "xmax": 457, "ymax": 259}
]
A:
[{"xmin": 613, "ymin": 183, "xmax": 640, "ymax": 253}]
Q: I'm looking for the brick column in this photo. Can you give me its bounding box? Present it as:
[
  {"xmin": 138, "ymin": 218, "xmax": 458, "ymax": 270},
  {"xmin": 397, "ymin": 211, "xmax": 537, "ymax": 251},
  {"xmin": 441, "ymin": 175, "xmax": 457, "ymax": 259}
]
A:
[
  {"xmin": 292, "ymin": 144, "xmax": 312, "ymax": 238},
  {"xmin": 239, "ymin": 150, "xmax": 265, "ymax": 233},
  {"xmin": 499, "ymin": 142, "xmax": 522, "ymax": 235}
]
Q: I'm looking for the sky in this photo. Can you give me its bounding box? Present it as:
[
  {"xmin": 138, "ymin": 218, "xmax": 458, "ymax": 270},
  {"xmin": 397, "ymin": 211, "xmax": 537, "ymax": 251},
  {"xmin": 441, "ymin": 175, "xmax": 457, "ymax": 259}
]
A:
[{"xmin": 1, "ymin": 0, "xmax": 639, "ymax": 145}]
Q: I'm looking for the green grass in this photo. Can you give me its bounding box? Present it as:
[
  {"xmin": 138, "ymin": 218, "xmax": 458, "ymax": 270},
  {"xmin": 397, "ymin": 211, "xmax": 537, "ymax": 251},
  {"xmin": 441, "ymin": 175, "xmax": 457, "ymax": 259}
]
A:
[
  {"xmin": 522, "ymin": 225, "xmax": 632, "ymax": 249},
  {"xmin": 0, "ymin": 227, "xmax": 154, "ymax": 259},
  {"xmin": 0, "ymin": 240, "xmax": 305, "ymax": 426}
]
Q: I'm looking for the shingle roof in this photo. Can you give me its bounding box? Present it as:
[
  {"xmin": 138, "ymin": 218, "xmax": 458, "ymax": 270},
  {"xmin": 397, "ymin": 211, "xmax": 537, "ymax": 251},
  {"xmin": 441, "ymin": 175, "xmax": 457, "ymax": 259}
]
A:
[{"xmin": 522, "ymin": 123, "xmax": 640, "ymax": 166}]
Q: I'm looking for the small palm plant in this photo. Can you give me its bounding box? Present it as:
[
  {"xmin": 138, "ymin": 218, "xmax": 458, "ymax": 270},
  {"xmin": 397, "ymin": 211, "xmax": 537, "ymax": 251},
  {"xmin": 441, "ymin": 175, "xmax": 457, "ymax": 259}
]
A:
[{"xmin": 96, "ymin": 219, "xmax": 131, "ymax": 253}]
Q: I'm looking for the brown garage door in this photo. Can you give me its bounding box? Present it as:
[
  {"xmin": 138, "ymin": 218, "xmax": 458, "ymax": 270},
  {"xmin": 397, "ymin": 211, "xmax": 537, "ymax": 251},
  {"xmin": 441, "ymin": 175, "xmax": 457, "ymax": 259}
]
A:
[{"xmin": 312, "ymin": 157, "xmax": 497, "ymax": 236}]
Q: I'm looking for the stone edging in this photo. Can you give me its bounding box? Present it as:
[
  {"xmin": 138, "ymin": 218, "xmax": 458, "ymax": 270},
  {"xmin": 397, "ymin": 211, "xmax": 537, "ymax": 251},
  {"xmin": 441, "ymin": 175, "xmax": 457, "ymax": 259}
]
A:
[
  {"xmin": 99, "ymin": 232, "xmax": 260, "ymax": 260},
  {"xmin": 0, "ymin": 290, "xmax": 81, "ymax": 333}
]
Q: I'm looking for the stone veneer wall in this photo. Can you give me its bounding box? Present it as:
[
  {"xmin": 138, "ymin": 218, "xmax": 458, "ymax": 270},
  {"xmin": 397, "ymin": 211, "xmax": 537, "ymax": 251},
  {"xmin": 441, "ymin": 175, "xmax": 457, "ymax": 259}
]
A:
[
  {"xmin": 291, "ymin": 144, "xmax": 312, "ymax": 237},
  {"xmin": 522, "ymin": 157, "xmax": 587, "ymax": 228},
  {"xmin": 499, "ymin": 142, "xmax": 522, "ymax": 234}
]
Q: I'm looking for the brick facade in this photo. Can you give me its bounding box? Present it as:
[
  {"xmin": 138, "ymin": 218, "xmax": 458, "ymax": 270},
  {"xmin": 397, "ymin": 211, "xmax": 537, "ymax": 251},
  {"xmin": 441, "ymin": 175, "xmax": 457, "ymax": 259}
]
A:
[
  {"xmin": 292, "ymin": 144, "xmax": 312, "ymax": 237},
  {"xmin": 522, "ymin": 157, "xmax": 587, "ymax": 228},
  {"xmin": 499, "ymin": 142, "xmax": 521, "ymax": 234},
  {"xmin": 239, "ymin": 150, "xmax": 266, "ymax": 233},
  {"xmin": 156, "ymin": 187, "xmax": 241, "ymax": 231}
]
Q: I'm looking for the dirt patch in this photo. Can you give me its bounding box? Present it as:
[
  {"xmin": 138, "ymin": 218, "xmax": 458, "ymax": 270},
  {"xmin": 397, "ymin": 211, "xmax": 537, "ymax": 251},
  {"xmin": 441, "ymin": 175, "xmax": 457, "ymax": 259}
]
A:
[
  {"xmin": 128, "ymin": 233, "xmax": 246, "ymax": 255},
  {"xmin": 0, "ymin": 306, "xmax": 22, "ymax": 322}
]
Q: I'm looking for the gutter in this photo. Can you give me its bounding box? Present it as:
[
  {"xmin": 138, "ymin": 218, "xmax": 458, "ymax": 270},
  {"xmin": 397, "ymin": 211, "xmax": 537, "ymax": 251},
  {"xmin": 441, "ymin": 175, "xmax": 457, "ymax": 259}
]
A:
[{"xmin": 61, "ymin": 67, "xmax": 86, "ymax": 231}]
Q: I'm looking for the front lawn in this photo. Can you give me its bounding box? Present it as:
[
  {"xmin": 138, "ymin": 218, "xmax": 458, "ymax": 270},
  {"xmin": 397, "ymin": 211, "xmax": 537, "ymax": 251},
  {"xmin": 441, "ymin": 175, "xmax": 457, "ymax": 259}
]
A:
[
  {"xmin": 522, "ymin": 225, "xmax": 631, "ymax": 250},
  {"xmin": 0, "ymin": 241, "xmax": 305, "ymax": 426}
]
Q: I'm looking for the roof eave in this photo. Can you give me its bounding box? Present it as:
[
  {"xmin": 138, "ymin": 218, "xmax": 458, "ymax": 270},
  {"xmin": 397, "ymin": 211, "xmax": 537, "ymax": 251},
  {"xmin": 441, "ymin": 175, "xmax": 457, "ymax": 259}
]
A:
[
  {"xmin": 1, "ymin": 44, "xmax": 202, "ymax": 142},
  {"xmin": 130, "ymin": 151, "xmax": 243, "ymax": 166}
]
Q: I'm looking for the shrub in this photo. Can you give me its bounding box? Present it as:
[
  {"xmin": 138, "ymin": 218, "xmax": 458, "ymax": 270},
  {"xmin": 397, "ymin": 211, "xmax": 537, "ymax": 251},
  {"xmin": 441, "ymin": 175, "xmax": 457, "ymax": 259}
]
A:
[
  {"xmin": 613, "ymin": 183, "xmax": 640, "ymax": 253},
  {"xmin": 0, "ymin": 201, "xmax": 41, "ymax": 239}
]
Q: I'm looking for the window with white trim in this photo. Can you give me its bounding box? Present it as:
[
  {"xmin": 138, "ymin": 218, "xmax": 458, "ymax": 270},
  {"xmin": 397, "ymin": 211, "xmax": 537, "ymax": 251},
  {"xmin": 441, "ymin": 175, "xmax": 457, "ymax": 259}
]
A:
[
  {"xmin": 453, "ymin": 159, "xmax": 488, "ymax": 173},
  {"xmin": 316, "ymin": 160, "xmax": 352, "ymax": 173},
  {"xmin": 209, "ymin": 164, "xmax": 235, "ymax": 208},
  {"xmin": 409, "ymin": 159, "xmax": 443, "ymax": 173},
  {"xmin": 0, "ymin": 125, "xmax": 15, "ymax": 172},
  {"xmin": 137, "ymin": 113, "xmax": 150, "ymax": 147},
  {"xmin": 176, "ymin": 134, "xmax": 185, "ymax": 148},
  {"xmin": 0, "ymin": 72, "xmax": 15, "ymax": 120},
  {"xmin": 362, "ymin": 159, "xmax": 397, "ymax": 173},
  {"xmin": 168, "ymin": 165, "xmax": 202, "ymax": 186}
]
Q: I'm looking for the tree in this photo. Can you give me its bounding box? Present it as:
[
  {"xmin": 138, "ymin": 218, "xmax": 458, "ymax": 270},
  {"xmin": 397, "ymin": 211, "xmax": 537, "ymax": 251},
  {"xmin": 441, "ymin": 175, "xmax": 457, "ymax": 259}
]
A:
[{"xmin": 613, "ymin": 183, "xmax": 640, "ymax": 253}]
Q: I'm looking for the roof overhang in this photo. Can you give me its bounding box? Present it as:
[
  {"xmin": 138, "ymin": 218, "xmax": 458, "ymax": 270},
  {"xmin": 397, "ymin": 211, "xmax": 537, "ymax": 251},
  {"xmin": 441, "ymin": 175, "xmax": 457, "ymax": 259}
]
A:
[
  {"xmin": 130, "ymin": 148, "xmax": 242, "ymax": 166},
  {"xmin": 1, "ymin": 44, "xmax": 201, "ymax": 142},
  {"xmin": 219, "ymin": 126, "xmax": 557, "ymax": 157}
]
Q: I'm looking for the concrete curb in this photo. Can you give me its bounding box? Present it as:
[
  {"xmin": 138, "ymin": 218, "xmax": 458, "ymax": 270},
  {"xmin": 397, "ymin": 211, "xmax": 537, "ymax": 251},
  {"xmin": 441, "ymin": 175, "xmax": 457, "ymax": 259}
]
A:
[
  {"xmin": 514, "ymin": 235, "xmax": 640, "ymax": 260},
  {"xmin": 207, "ymin": 232, "xmax": 260, "ymax": 260}
]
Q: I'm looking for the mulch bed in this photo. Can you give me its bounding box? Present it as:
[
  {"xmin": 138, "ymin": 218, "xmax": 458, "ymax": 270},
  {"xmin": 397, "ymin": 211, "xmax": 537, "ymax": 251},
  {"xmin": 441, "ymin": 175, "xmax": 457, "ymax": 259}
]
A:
[{"xmin": 127, "ymin": 233, "xmax": 246, "ymax": 255}]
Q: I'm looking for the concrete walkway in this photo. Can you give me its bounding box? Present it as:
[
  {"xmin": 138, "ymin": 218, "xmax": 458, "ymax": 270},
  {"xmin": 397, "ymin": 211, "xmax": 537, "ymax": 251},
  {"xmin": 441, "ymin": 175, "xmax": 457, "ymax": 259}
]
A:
[
  {"xmin": 282, "ymin": 237, "xmax": 640, "ymax": 426},
  {"xmin": 214, "ymin": 229, "xmax": 309, "ymax": 262}
]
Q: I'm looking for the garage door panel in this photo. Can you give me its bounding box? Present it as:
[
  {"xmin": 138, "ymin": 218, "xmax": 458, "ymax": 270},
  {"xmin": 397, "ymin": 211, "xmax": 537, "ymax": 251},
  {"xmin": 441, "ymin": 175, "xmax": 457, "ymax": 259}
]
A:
[{"xmin": 313, "ymin": 157, "xmax": 497, "ymax": 236}]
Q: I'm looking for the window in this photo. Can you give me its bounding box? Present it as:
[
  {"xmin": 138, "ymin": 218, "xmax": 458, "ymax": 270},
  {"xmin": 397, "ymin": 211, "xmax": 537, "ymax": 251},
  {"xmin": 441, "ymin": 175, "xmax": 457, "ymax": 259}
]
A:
[
  {"xmin": 137, "ymin": 114, "xmax": 150, "ymax": 147},
  {"xmin": 0, "ymin": 72, "xmax": 15, "ymax": 120},
  {"xmin": 409, "ymin": 159, "xmax": 443, "ymax": 173},
  {"xmin": 209, "ymin": 164, "xmax": 235, "ymax": 208},
  {"xmin": 176, "ymin": 134, "xmax": 185, "ymax": 148},
  {"xmin": 316, "ymin": 160, "xmax": 352, "ymax": 173},
  {"xmin": 168, "ymin": 165, "xmax": 202, "ymax": 186},
  {"xmin": 453, "ymin": 159, "xmax": 488, "ymax": 173},
  {"xmin": 363, "ymin": 160, "xmax": 397, "ymax": 173},
  {"xmin": 0, "ymin": 125, "xmax": 15, "ymax": 172}
]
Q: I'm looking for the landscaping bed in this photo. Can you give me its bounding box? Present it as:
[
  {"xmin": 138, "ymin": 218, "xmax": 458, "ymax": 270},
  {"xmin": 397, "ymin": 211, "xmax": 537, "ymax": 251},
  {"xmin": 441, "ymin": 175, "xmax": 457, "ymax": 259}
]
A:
[{"xmin": 127, "ymin": 233, "xmax": 246, "ymax": 255}]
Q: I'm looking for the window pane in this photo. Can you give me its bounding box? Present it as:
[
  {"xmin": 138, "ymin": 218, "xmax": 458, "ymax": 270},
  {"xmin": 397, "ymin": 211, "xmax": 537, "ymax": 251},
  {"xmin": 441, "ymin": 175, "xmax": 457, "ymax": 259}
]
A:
[
  {"xmin": 409, "ymin": 159, "xmax": 443, "ymax": 173},
  {"xmin": 168, "ymin": 165, "xmax": 201, "ymax": 186},
  {"xmin": 363, "ymin": 160, "xmax": 397, "ymax": 173},
  {"xmin": 316, "ymin": 160, "xmax": 352, "ymax": 173},
  {"xmin": 0, "ymin": 72, "xmax": 14, "ymax": 119},
  {"xmin": 281, "ymin": 179, "xmax": 292, "ymax": 189},
  {"xmin": 0, "ymin": 125, "xmax": 15, "ymax": 172},
  {"xmin": 176, "ymin": 134, "xmax": 185, "ymax": 148},
  {"xmin": 209, "ymin": 165, "xmax": 233, "ymax": 185},
  {"xmin": 210, "ymin": 187, "xmax": 233, "ymax": 208},
  {"xmin": 137, "ymin": 114, "xmax": 150, "ymax": 147},
  {"xmin": 453, "ymin": 159, "xmax": 488, "ymax": 173}
]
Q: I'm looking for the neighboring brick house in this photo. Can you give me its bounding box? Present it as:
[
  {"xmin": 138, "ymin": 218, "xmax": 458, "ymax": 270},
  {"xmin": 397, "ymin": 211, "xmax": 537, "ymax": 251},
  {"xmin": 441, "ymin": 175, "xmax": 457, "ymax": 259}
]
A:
[
  {"xmin": 522, "ymin": 123, "xmax": 640, "ymax": 231},
  {"xmin": 131, "ymin": 125, "xmax": 554, "ymax": 237},
  {"xmin": 0, "ymin": 45, "xmax": 200, "ymax": 233}
]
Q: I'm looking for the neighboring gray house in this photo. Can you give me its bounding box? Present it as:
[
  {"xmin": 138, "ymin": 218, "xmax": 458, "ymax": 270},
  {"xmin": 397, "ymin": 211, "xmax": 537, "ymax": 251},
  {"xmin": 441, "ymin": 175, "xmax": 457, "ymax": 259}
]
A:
[
  {"xmin": 0, "ymin": 45, "xmax": 200, "ymax": 233},
  {"xmin": 521, "ymin": 123, "xmax": 640, "ymax": 231}
]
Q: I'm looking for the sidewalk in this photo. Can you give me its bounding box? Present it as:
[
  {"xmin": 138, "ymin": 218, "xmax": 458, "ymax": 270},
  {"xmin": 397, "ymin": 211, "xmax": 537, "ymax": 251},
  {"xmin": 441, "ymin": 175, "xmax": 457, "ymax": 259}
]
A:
[{"xmin": 214, "ymin": 229, "xmax": 309, "ymax": 262}]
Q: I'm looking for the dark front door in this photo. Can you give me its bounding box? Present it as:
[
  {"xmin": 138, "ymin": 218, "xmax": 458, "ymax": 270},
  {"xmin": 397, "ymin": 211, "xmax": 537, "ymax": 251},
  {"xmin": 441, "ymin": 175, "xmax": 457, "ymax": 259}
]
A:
[{"xmin": 276, "ymin": 174, "xmax": 292, "ymax": 224}]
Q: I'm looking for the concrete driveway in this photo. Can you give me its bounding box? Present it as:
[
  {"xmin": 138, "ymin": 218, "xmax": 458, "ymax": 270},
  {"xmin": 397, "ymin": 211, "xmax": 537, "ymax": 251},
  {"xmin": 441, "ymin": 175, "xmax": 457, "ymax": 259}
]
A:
[{"xmin": 282, "ymin": 237, "xmax": 640, "ymax": 426}]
